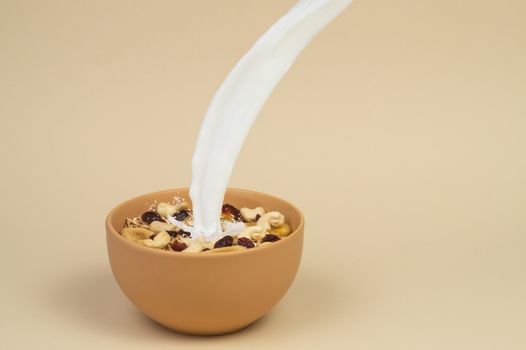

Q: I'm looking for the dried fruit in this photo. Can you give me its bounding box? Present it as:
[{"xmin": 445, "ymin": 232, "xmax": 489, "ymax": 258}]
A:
[
  {"xmin": 141, "ymin": 211, "xmax": 163, "ymax": 224},
  {"xmin": 261, "ymin": 234, "xmax": 281, "ymax": 243},
  {"xmin": 174, "ymin": 209, "xmax": 189, "ymax": 221},
  {"xmin": 166, "ymin": 229, "xmax": 191, "ymax": 238},
  {"xmin": 222, "ymin": 204, "xmax": 242, "ymax": 221},
  {"xmin": 170, "ymin": 241, "xmax": 188, "ymax": 252},
  {"xmin": 237, "ymin": 237, "xmax": 255, "ymax": 249},
  {"xmin": 178, "ymin": 230, "xmax": 191, "ymax": 238},
  {"xmin": 166, "ymin": 230, "xmax": 178, "ymax": 238},
  {"xmin": 214, "ymin": 235, "xmax": 234, "ymax": 248}
]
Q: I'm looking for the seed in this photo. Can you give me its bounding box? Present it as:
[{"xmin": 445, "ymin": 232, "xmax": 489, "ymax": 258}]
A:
[
  {"xmin": 221, "ymin": 204, "xmax": 242, "ymax": 221},
  {"xmin": 174, "ymin": 209, "xmax": 189, "ymax": 221},
  {"xmin": 141, "ymin": 211, "xmax": 163, "ymax": 224},
  {"xmin": 170, "ymin": 241, "xmax": 188, "ymax": 252},
  {"xmin": 237, "ymin": 237, "xmax": 255, "ymax": 249},
  {"xmin": 261, "ymin": 234, "xmax": 281, "ymax": 243},
  {"xmin": 214, "ymin": 235, "xmax": 234, "ymax": 248}
]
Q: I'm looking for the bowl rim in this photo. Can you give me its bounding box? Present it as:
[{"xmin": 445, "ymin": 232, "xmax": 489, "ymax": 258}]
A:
[{"xmin": 106, "ymin": 187, "xmax": 305, "ymax": 259}]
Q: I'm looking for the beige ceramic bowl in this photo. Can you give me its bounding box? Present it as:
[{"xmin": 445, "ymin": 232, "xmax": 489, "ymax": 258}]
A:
[{"xmin": 106, "ymin": 188, "xmax": 304, "ymax": 335}]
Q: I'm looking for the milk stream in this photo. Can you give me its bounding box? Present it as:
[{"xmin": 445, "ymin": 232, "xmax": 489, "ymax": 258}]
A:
[{"xmin": 189, "ymin": 0, "xmax": 352, "ymax": 238}]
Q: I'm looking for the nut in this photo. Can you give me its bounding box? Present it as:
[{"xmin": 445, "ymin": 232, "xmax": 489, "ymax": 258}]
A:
[
  {"xmin": 149, "ymin": 221, "xmax": 176, "ymax": 233},
  {"xmin": 196, "ymin": 236, "xmax": 213, "ymax": 250},
  {"xmin": 238, "ymin": 226, "xmax": 266, "ymax": 241},
  {"xmin": 240, "ymin": 207, "xmax": 266, "ymax": 222},
  {"xmin": 209, "ymin": 245, "xmax": 246, "ymax": 253},
  {"xmin": 121, "ymin": 227, "xmax": 154, "ymax": 242},
  {"xmin": 141, "ymin": 230, "xmax": 171, "ymax": 249},
  {"xmin": 180, "ymin": 237, "xmax": 203, "ymax": 253},
  {"xmin": 269, "ymin": 223, "xmax": 292, "ymax": 237},
  {"xmin": 256, "ymin": 211, "xmax": 285, "ymax": 231},
  {"xmin": 157, "ymin": 202, "xmax": 189, "ymax": 218}
]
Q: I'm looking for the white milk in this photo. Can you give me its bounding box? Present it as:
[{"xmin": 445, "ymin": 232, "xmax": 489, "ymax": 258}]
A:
[{"xmin": 189, "ymin": 0, "xmax": 352, "ymax": 238}]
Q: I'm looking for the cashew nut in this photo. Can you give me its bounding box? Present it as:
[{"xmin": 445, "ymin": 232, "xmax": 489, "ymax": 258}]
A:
[
  {"xmin": 121, "ymin": 227, "xmax": 154, "ymax": 242},
  {"xmin": 141, "ymin": 231, "xmax": 170, "ymax": 249},
  {"xmin": 238, "ymin": 225, "xmax": 266, "ymax": 241},
  {"xmin": 209, "ymin": 246, "xmax": 246, "ymax": 253},
  {"xmin": 180, "ymin": 237, "xmax": 203, "ymax": 253},
  {"xmin": 269, "ymin": 223, "xmax": 292, "ymax": 237},
  {"xmin": 196, "ymin": 236, "xmax": 213, "ymax": 250},
  {"xmin": 156, "ymin": 202, "xmax": 189, "ymax": 218},
  {"xmin": 149, "ymin": 221, "xmax": 176, "ymax": 233},
  {"xmin": 240, "ymin": 207, "xmax": 266, "ymax": 222},
  {"xmin": 256, "ymin": 211, "xmax": 285, "ymax": 231}
]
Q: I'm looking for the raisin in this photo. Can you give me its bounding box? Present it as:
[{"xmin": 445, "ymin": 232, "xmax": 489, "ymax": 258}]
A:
[
  {"xmin": 261, "ymin": 234, "xmax": 281, "ymax": 243},
  {"xmin": 149, "ymin": 233, "xmax": 158, "ymax": 240},
  {"xmin": 174, "ymin": 209, "xmax": 189, "ymax": 221},
  {"xmin": 167, "ymin": 230, "xmax": 191, "ymax": 238},
  {"xmin": 221, "ymin": 204, "xmax": 242, "ymax": 221},
  {"xmin": 214, "ymin": 235, "xmax": 234, "ymax": 248},
  {"xmin": 202, "ymin": 248, "xmax": 210, "ymax": 252},
  {"xmin": 255, "ymin": 213, "xmax": 261, "ymax": 221},
  {"xmin": 178, "ymin": 230, "xmax": 191, "ymax": 238},
  {"xmin": 166, "ymin": 230, "xmax": 178, "ymax": 238},
  {"xmin": 237, "ymin": 237, "xmax": 255, "ymax": 249},
  {"xmin": 141, "ymin": 211, "xmax": 163, "ymax": 224},
  {"xmin": 170, "ymin": 241, "xmax": 188, "ymax": 252}
]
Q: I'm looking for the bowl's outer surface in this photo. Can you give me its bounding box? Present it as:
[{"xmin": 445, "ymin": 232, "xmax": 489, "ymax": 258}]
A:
[{"xmin": 106, "ymin": 188, "xmax": 304, "ymax": 335}]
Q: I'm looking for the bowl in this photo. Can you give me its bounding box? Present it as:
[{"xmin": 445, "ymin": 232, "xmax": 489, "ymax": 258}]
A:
[{"xmin": 106, "ymin": 188, "xmax": 304, "ymax": 335}]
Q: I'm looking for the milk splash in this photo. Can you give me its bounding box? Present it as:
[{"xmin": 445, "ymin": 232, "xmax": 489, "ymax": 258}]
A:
[{"xmin": 190, "ymin": 0, "xmax": 352, "ymax": 238}]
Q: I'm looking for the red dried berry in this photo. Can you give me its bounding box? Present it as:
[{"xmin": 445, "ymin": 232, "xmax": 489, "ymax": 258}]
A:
[
  {"xmin": 171, "ymin": 241, "xmax": 188, "ymax": 252},
  {"xmin": 261, "ymin": 234, "xmax": 281, "ymax": 243},
  {"xmin": 237, "ymin": 237, "xmax": 255, "ymax": 249},
  {"xmin": 214, "ymin": 235, "xmax": 234, "ymax": 248},
  {"xmin": 221, "ymin": 204, "xmax": 242, "ymax": 221},
  {"xmin": 141, "ymin": 211, "xmax": 163, "ymax": 224}
]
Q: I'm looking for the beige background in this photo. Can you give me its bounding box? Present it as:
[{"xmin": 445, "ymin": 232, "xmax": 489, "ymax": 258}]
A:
[{"xmin": 1, "ymin": 0, "xmax": 525, "ymax": 349}]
